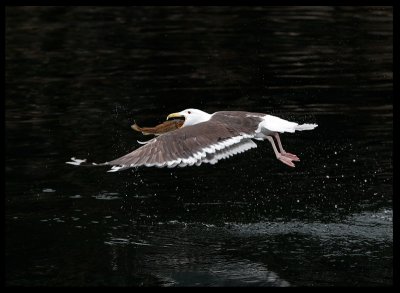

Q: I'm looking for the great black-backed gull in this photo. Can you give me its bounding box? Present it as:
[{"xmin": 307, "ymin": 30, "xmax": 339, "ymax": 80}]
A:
[{"xmin": 66, "ymin": 109, "xmax": 317, "ymax": 172}]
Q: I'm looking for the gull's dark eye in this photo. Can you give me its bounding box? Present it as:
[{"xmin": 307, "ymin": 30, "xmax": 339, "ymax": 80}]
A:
[{"xmin": 188, "ymin": 111, "xmax": 191, "ymax": 114}]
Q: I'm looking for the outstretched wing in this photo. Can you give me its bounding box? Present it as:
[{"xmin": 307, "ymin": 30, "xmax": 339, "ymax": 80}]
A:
[
  {"xmin": 261, "ymin": 115, "xmax": 318, "ymax": 133},
  {"xmin": 105, "ymin": 119, "xmax": 258, "ymax": 171}
]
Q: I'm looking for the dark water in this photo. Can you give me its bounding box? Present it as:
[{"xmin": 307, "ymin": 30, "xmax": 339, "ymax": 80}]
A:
[{"xmin": 5, "ymin": 7, "xmax": 393, "ymax": 286}]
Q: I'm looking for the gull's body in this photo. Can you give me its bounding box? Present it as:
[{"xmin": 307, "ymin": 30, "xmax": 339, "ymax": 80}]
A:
[{"xmin": 67, "ymin": 109, "xmax": 317, "ymax": 171}]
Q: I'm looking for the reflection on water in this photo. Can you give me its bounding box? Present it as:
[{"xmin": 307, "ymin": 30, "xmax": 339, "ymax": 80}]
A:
[{"xmin": 6, "ymin": 6, "xmax": 392, "ymax": 286}]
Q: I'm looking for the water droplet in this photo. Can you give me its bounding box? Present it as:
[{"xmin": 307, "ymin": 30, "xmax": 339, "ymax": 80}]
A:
[{"xmin": 43, "ymin": 188, "xmax": 56, "ymax": 193}]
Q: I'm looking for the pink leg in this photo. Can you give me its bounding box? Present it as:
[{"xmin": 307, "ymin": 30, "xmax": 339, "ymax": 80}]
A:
[
  {"xmin": 266, "ymin": 136, "xmax": 295, "ymax": 167},
  {"xmin": 273, "ymin": 133, "xmax": 300, "ymax": 161}
]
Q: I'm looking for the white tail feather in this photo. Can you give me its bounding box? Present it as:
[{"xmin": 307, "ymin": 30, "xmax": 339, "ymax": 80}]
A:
[
  {"xmin": 261, "ymin": 115, "xmax": 318, "ymax": 133},
  {"xmin": 295, "ymin": 123, "xmax": 318, "ymax": 131}
]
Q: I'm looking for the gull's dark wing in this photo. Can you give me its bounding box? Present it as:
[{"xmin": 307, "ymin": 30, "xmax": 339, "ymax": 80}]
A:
[{"xmin": 105, "ymin": 113, "xmax": 263, "ymax": 171}]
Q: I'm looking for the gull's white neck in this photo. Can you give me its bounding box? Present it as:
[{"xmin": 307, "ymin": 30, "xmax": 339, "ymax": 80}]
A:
[{"xmin": 195, "ymin": 111, "xmax": 212, "ymax": 123}]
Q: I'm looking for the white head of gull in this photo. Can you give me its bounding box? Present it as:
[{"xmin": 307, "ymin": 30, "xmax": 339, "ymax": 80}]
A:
[{"xmin": 167, "ymin": 108, "xmax": 212, "ymax": 127}]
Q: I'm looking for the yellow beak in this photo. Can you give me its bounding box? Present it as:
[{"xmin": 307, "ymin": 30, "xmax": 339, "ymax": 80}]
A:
[{"xmin": 167, "ymin": 112, "xmax": 184, "ymax": 120}]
